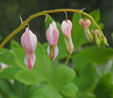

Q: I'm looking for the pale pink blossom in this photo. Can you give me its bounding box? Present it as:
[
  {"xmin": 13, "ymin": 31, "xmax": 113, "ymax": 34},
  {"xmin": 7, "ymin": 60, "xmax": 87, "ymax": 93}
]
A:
[
  {"xmin": 46, "ymin": 22, "xmax": 59, "ymax": 46},
  {"xmin": 21, "ymin": 28, "xmax": 37, "ymax": 54},
  {"xmin": 61, "ymin": 20, "xmax": 74, "ymax": 54},
  {"xmin": 46, "ymin": 22, "xmax": 59, "ymax": 60},
  {"xmin": 61, "ymin": 20, "xmax": 72, "ymax": 37},
  {"xmin": 21, "ymin": 28, "xmax": 37, "ymax": 70},
  {"xmin": 79, "ymin": 19, "xmax": 91, "ymax": 30}
]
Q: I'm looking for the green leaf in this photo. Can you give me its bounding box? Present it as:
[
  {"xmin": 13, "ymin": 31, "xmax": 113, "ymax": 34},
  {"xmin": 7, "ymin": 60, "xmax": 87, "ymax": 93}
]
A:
[
  {"xmin": 94, "ymin": 73, "xmax": 113, "ymax": 98},
  {"xmin": 61, "ymin": 83, "xmax": 78, "ymax": 97},
  {"xmin": 34, "ymin": 43, "xmax": 51, "ymax": 78},
  {"xmin": 73, "ymin": 46, "xmax": 113, "ymax": 64},
  {"xmin": 15, "ymin": 70, "xmax": 44, "ymax": 85},
  {"xmin": 14, "ymin": 43, "xmax": 51, "ymax": 85},
  {"xmin": 72, "ymin": 46, "xmax": 113, "ymax": 92},
  {"xmin": 0, "ymin": 79, "xmax": 17, "ymax": 97},
  {"xmin": 31, "ymin": 84, "xmax": 63, "ymax": 98},
  {"xmin": 10, "ymin": 40, "xmax": 26, "ymax": 69},
  {"xmin": 72, "ymin": 13, "xmax": 88, "ymax": 48},
  {"xmin": 11, "ymin": 40, "xmax": 22, "ymax": 49},
  {"xmin": 0, "ymin": 67, "xmax": 20, "ymax": 79},
  {"xmin": 49, "ymin": 65, "xmax": 76, "ymax": 91},
  {"xmin": 90, "ymin": 9, "xmax": 100, "ymax": 22},
  {"xmin": 73, "ymin": 62, "xmax": 97, "ymax": 92},
  {"xmin": 0, "ymin": 49, "xmax": 17, "ymax": 66}
]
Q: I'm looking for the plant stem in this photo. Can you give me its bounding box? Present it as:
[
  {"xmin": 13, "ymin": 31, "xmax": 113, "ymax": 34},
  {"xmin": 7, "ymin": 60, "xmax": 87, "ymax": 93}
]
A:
[
  {"xmin": 65, "ymin": 54, "xmax": 71, "ymax": 65},
  {"xmin": 0, "ymin": 9, "xmax": 103, "ymax": 48}
]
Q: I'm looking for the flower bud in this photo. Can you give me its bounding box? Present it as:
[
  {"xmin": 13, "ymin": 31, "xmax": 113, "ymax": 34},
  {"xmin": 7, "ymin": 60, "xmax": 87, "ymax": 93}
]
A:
[
  {"xmin": 21, "ymin": 28, "xmax": 37, "ymax": 54},
  {"xmin": 61, "ymin": 20, "xmax": 74, "ymax": 54},
  {"xmin": 79, "ymin": 19, "xmax": 91, "ymax": 30},
  {"xmin": 61, "ymin": 20, "xmax": 72, "ymax": 37},
  {"xmin": 92, "ymin": 30, "xmax": 109, "ymax": 46},
  {"xmin": 46, "ymin": 22, "xmax": 59, "ymax": 60},
  {"xmin": 92, "ymin": 29, "xmax": 102, "ymax": 46},
  {"xmin": 79, "ymin": 19, "xmax": 93, "ymax": 43},
  {"xmin": 46, "ymin": 22, "xmax": 59, "ymax": 46},
  {"xmin": 92, "ymin": 29, "xmax": 100, "ymax": 35},
  {"xmin": 21, "ymin": 28, "xmax": 37, "ymax": 70}
]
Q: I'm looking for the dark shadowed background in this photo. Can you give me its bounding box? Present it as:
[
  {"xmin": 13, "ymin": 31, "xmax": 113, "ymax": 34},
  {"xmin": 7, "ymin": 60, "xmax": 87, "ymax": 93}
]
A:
[{"xmin": 0, "ymin": 0, "xmax": 113, "ymax": 47}]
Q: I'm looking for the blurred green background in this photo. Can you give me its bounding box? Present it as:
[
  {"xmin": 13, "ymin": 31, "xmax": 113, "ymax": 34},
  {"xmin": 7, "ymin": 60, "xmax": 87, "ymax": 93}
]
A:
[{"xmin": 0, "ymin": 0, "xmax": 113, "ymax": 47}]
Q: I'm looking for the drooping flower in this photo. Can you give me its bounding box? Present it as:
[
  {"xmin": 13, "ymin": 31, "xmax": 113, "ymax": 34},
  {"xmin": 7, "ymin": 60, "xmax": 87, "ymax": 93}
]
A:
[
  {"xmin": 79, "ymin": 19, "xmax": 93, "ymax": 43},
  {"xmin": 61, "ymin": 20, "xmax": 72, "ymax": 37},
  {"xmin": 61, "ymin": 20, "xmax": 74, "ymax": 54},
  {"xmin": 79, "ymin": 19, "xmax": 91, "ymax": 30},
  {"xmin": 92, "ymin": 29, "xmax": 109, "ymax": 46},
  {"xmin": 21, "ymin": 28, "xmax": 37, "ymax": 70},
  {"xmin": 46, "ymin": 21, "xmax": 59, "ymax": 60},
  {"xmin": 92, "ymin": 29, "xmax": 101, "ymax": 46}
]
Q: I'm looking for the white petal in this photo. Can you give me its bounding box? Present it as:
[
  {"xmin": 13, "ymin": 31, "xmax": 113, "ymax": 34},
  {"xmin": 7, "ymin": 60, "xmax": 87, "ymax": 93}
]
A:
[
  {"xmin": 47, "ymin": 45, "xmax": 50, "ymax": 56},
  {"xmin": 47, "ymin": 45, "xmax": 59, "ymax": 60},
  {"xmin": 64, "ymin": 36, "xmax": 74, "ymax": 54},
  {"xmin": 70, "ymin": 37, "xmax": 74, "ymax": 53},
  {"xmin": 85, "ymin": 29, "xmax": 93, "ymax": 43},
  {"xmin": 24, "ymin": 54, "xmax": 28, "ymax": 66},
  {"xmin": 53, "ymin": 45, "xmax": 59, "ymax": 60},
  {"xmin": 24, "ymin": 54, "xmax": 36, "ymax": 67}
]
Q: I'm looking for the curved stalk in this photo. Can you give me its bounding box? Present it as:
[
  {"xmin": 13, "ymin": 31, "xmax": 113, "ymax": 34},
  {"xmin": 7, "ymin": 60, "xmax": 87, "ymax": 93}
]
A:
[{"xmin": 0, "ymin": 9, "xmax": 103, "ymax": 48}]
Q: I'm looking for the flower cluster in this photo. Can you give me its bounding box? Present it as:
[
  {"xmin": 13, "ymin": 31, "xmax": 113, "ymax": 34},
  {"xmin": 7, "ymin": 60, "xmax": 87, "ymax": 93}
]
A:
[
  {"xmin": 21, "ymin": 18, "xmax": 108, "ymax": 70},
  {"xmin": 21, "ymin": 20, "xmax": 74, "ymax": 70},
  {"xmin": 46, "ymin": 20, "xmax": 74, "ymax": 60},
  {"xmin": 79, "ymin": 19, "xmax": 108, "ymax": 46}
]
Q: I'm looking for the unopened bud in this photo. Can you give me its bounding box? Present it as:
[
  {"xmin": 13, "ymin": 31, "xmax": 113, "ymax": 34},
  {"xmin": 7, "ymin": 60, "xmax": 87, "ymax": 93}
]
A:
[
  {"xmin": 21, "ymin": 28, "xmax": 37, "ymax": 70},
  {"xmin": 61, "ymin": 20, "xmax": 74, "ymax": 54},
  {"xmin": 79, "ymin": 19, "xmax": 91, "ymax": 30},
  {"xmin": 92, "ymin": 29, "xmax": 102, "ymax": 46},
  {"xmin": 21, "ymin": 28, "xmax": 37, "ymax": 54},
  {"xmin": 61, "ymin": 20, "xmax": 72, "ymax": 37},
  {"xmin": 46, "ymin": 21, "xmax": 59, "ymax": 60}
]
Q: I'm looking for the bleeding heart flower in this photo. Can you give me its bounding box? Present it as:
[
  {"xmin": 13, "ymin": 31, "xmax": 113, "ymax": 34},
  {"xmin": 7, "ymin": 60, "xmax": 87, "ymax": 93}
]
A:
[
  {"xmin": 46, "ymin": 21, "xmax": 59, "ymax": 60},
  {"xmin": 21, "ymin": 27, "xmax": 37, "ymax": 70},
  {"xmin": 79, "ymin": 19, "xmax": 93, "ymax": 43},
  {"xmin": 61, "ymin": 20, "xmax": 74, "ymax": 54},
  {"xmin": 61, "ymin": 20, "xmax": 72, "ymax": 37},
  {"xmin": 79, "ymin": 19, "xmax": 91, "ymax": 30},
  {"xmin": 92, "ymin": 29, "xmax": 109, "ymax": 46}
]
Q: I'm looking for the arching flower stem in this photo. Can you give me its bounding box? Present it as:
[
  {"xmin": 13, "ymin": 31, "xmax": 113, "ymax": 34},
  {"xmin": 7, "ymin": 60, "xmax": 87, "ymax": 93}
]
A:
[{"xmin": 0, "ymin": 9, "xmax": 103, "ymax": 48}]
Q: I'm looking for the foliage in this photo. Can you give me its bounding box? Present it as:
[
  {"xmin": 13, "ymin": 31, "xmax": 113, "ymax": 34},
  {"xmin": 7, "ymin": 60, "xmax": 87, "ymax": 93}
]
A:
[{"xmin": 0, "ymin": 9, "xmax": 113, "ymax": 98}]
